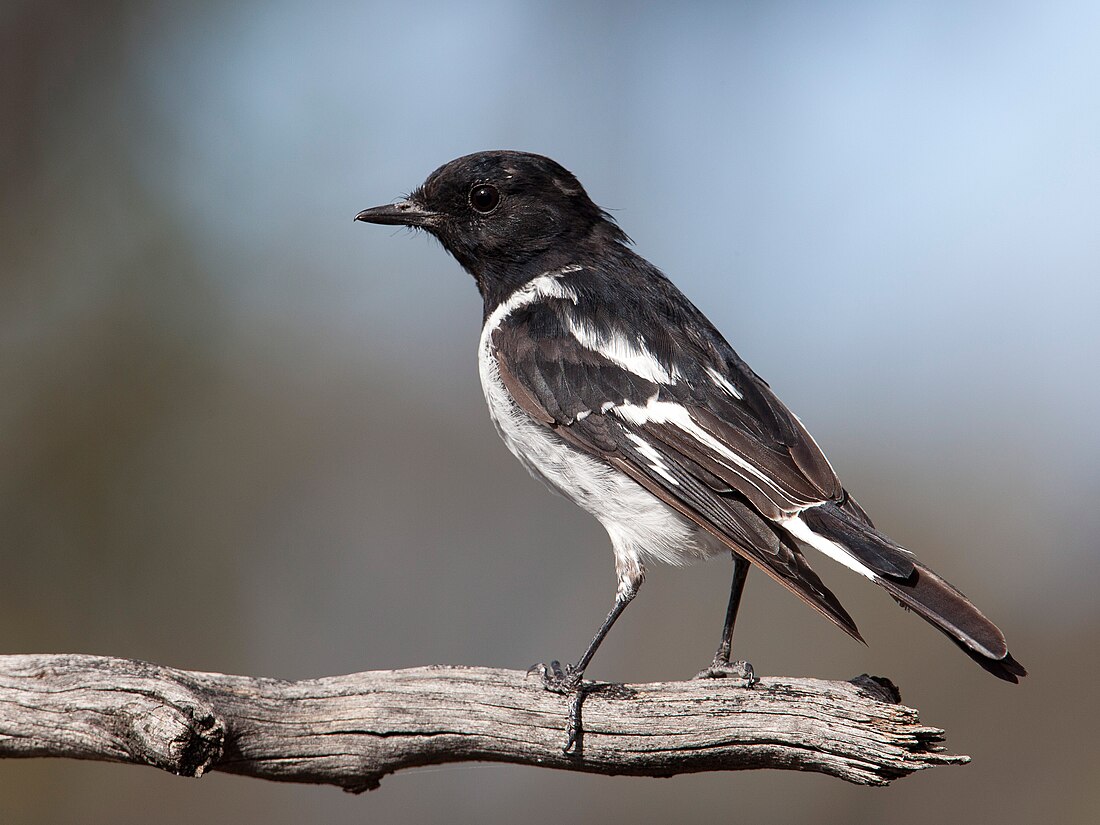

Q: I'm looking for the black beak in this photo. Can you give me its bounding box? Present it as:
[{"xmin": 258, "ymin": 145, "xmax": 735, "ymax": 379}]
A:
[{"xmin": 354, "ymin": 199, "xmax": 438, "ymax": 227}]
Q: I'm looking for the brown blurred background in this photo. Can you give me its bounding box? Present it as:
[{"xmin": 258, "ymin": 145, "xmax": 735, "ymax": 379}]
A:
[{"xmin": 2, "ymin": 1, "xmax": 1098, "ymax": 823}]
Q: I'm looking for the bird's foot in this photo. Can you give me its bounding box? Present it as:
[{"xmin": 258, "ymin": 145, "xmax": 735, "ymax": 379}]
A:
[
  {"xmin": 527, "ymin": 660, "xmax": 588, "ymax": 753},
  {"xmin": 694, "ymin": 657, "xmax": 758, "ymax": 686},
  {"xmin": 528, "ymin": 659, "xmax": 583, "ymax": 693}
]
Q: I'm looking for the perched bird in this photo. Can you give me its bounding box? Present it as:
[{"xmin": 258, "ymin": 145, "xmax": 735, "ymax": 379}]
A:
[{"xmin": 356, "ymin": 150, "xmax": 1025, "ymax": 744}]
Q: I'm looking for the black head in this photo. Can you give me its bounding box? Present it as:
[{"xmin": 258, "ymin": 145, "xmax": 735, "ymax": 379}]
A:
[{"xmin": 355, "ymin": 151, "xmax": 629, "ymax": 295}]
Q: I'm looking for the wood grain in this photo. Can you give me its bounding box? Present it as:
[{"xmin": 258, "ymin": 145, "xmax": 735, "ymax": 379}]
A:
[{"xmin": 0, "ymin": 654, "xmax": 967, "ymax": 791}]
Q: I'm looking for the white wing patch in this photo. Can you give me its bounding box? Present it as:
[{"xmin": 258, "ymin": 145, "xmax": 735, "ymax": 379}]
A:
[
  {"xmin": 705, "ymin": 366, "xmax": 743, "ymax": 399},
  {"xmin": 612, "ymin": 395, "xmax": 813, "ymax": 509},
  {"xmin": 566, "ymin": 318, "xmax": 680, "ymax": 385},
  {"xmin": 492, "ymin": 269, "xmax": 581, "ymax": 320},
  {"xmin": 780, "ymin": 513, "xmax": 879, "ymax": 581},
  {"xmin": 626, "ymin": 433, "xmax": 680, "ymax": 486},
  {"xmin": 479, "ymin": 264, "xmax": 583, "ymax": 340}
]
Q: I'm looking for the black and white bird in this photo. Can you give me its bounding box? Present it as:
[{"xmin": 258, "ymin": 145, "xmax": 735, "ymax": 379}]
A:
[{"xmin": 356, "ymin": 150, "xmax": 1025, "ymax": 736}]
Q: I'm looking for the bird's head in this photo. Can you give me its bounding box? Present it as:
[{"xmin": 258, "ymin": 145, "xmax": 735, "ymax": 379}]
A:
[{"xmin": 356, "ymin": 151, "xmax": 628, "ymax": 292}]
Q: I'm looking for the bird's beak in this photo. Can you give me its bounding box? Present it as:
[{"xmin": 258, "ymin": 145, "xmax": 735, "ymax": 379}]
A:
[{"xmin": 354, "ymin": 199, "xmax": 438, "ymax": 228}]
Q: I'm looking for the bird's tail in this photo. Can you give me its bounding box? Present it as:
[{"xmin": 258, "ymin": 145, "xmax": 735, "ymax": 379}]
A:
[{"xmin": 799, "ymin": 502, "xmax": 1027, "ymax": 683}]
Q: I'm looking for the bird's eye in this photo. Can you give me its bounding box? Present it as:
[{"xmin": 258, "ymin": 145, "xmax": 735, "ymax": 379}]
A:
[{"xmin": 469, "ymin": 184, "xmax": 500, "ymax": 214}]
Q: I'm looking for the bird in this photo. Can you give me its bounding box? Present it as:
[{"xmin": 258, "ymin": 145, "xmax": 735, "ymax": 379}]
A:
[{"xmin": 355, "ymin": 150, "xmax": 1025, "ymax": 747}]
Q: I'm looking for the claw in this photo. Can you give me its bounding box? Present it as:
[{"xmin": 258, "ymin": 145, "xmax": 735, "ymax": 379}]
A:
[
  {"xmin": 694, "ymin": 658, "xmax": 758, "ymax": 686},
  {"xmin": 539, "ymin": 661, "xmax": 581, "ymax": 694},
  {"xmin": 529, "ymin": 659, "xmax": 588, "ymax": 751}
]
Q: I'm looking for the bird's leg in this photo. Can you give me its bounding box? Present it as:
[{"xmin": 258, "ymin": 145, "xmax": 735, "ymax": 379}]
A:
[
  {"xmin": 695, "ymin": 552, "xmax": 757, "ymax": 684},
  {"xmin": 714, "ymin": 552, "xmax": 749, "ymax": 665},
  {"xmin": 529, "ymin": 567, "xmax": 642, "ymax": 752}
]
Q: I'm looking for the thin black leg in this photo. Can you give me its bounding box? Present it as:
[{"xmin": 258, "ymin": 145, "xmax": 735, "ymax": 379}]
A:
[
  {"xmin": 532, "ymin": 581, "xmax": 639, "ymax": 752},
  {"xmin": 715, "ymin": 552, "xmax": 750, "ymax": 664},
  {"xmin": 571, "ymin": 589, "xmax": 635, "ymax": 677},
  {"xmin": 695, "ymin": 552, "xmax": 757, "ymax": 684},
  {"xmin": 536, "ymin": 585, "xmax": 637, "ymax": 692}
]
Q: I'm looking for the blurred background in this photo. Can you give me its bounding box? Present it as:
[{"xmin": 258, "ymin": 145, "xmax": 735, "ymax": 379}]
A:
[{"xmin": 2, "ymin": 1, "xmax": 1098, "ymax": 822}]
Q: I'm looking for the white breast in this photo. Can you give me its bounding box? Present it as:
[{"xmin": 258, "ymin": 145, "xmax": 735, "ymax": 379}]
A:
[{"xmin": 477, "ymin": 271, "xmax": 724, "ymax": 589}]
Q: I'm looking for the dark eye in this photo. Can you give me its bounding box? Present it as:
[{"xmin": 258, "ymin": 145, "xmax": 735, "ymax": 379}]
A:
[{"xmin": 469, "ymin": 184, "xmax": 500, "ymax": 214}]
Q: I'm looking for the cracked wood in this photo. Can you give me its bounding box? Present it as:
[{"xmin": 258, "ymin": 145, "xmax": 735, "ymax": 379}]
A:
[{"xmin": 0, "ymin": 654, "xmax": 967, "ymax": 791}]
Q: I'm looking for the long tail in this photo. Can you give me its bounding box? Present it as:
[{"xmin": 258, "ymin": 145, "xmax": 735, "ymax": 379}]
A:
[{"xmin": 796, "ymin": 501, "xmax": 1027, "ymax": 683}]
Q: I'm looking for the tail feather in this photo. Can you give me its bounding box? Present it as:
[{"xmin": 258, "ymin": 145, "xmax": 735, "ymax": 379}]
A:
[
  {"xmin": 878, "ymin": 560, "xmax": 1026, "ymax": 682},
  {"xmin": 802, "ymin": 502, "xmax": 914, "ymax": 579},
  {"xmin": 798, "ymin": 502, "xmax": 1027, "ymax": 682}
]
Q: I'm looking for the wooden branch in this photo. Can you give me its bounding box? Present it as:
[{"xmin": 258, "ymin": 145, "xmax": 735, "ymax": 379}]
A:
[{"xmin": 0, "ymin": 654, "xmax": 966, "ymax": 790}]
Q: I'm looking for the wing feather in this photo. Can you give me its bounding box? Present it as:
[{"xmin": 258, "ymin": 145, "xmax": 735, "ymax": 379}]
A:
[
  {"xmin": 484, "ymin": 266, "xmax": 1023, "ymax": 679},
  {"xmin": 490, "ymin": 296, "xmax": 863, "ymax": 640}
]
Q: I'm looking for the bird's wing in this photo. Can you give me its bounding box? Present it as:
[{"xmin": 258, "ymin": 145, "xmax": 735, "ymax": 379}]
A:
[
  {"xmin": 488, "ymin": 288, "xmax": 870, "ymax": 640},
  {"xmin": 488, "ymin": 273, "xmax": 1028, "ymax": 683}
]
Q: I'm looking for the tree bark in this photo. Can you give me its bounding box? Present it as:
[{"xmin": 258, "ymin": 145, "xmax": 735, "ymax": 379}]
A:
[{"xmin": 0, "ymin": 654, "xmax": 966, "ymax": 791}]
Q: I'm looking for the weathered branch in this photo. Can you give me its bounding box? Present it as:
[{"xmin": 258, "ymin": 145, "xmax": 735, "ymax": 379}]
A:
[{"xmin": 0, "ymin": 654, "xmax": 966, "ymax": 790}]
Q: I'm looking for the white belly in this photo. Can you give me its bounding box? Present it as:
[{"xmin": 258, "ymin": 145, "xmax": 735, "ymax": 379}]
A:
[{"xmin": 477, "ymin": 299, "xmax": 723, "ymax": 588}]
